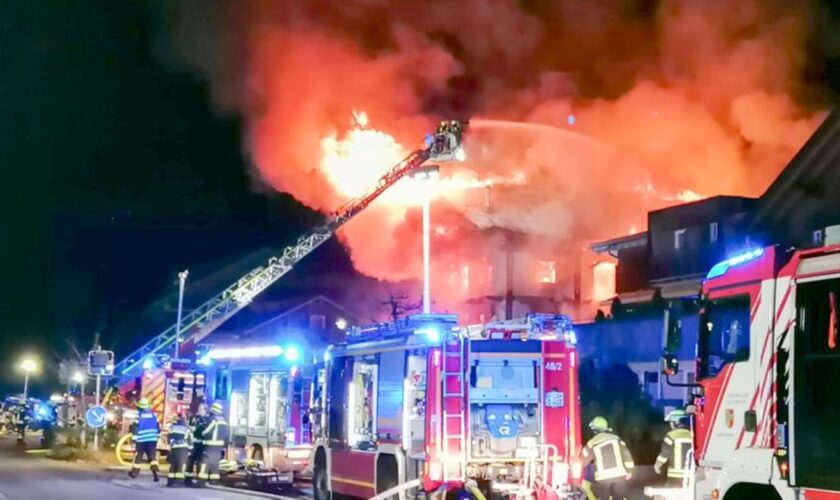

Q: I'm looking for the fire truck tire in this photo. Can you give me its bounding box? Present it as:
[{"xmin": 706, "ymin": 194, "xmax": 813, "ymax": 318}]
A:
[
  {"xmin": 313, "ymin": 466, "xmax": 331, "ymax": 500},
  {"xmin": 723, "ymin": 483, "xmax": 781, "ymax": 500},
  {"xmin": 375, "ymin": 455, "xmax": 399, "ymax": 500}
]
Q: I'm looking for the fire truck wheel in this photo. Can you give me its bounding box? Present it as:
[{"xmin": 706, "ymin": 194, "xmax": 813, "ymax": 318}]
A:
[
  {"xmin": 313, "ymin": 466, "xmax": 331, "ymax": 500},
  {"xmin": 375, "ymin": 455, "xmax": 399, "ymax": 500},
  {"xmin": 723, "ymin": 484, "xmax": 780, "ymax": 500}
]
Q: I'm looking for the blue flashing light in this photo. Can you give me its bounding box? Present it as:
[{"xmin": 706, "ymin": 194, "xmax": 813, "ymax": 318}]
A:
[
  {"xmin": 142, "ymin": 358, "xmax": 154, "ymax": 370},
  {"xmin": 416, "ymin": 326, "xmax": 441, "ymax": 343},
  {"xmin": 283, "ymin": 345, "xmax": 301, "ymax": 363},
  {"xmin": 706, "ymin": 248, "xmax": 765, "ymax": 280},
  {"xmin": 567, "ymin": 114, "xmax": 576, "ymax": 125}
]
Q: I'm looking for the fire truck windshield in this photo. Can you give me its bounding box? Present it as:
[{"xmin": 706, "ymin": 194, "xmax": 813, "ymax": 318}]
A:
[{"xmin": 698, "ymin": 295, "xmax": 751, "ymax": 379}]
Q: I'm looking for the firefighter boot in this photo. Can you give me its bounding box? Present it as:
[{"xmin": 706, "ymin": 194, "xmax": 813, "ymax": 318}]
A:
[
  {"xmin": 128, "ymin": 467, "xmax": 139, "ymax": 479},
  {"xmin": 151, "ymin": 462, "xmax": 160, "ymax": 482}
]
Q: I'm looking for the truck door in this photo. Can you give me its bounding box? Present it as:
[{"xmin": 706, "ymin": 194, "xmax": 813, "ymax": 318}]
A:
[{"xmin": 792, "ymin": 277, "xmax": 840, "ymax": 490}]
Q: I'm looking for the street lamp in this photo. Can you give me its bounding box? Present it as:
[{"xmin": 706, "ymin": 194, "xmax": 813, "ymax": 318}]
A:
[
  {"xmin": 19, "ymin": 357, "xmax": 38, "ymax": 399},
  {"xmin": 175, "ymin": 270, "xmax": 189, "ymax": 359},
  {"xmin": 410, "ymin": 165, "xmax": 440, "ymax": 314}
]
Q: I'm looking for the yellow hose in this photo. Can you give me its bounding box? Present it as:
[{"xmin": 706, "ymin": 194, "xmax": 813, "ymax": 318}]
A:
[
  {"xmin": 466, "ymin": 484, "xmax": 486, "ymax": 500},
  {"xmin": 115, "ymin": 433, "xmax": 133, "ymax": 465}
]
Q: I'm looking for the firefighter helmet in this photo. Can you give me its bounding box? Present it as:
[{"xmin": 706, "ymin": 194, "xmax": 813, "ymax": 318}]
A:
[
  {"xmin": 665, "ymin": 409, "xmax": 689, "ymax": 425},
  {"xmin": 210, "ymin": 402, "xmax": 224, "ymax": 415},
  {"xmin": 589, "ymin": 416, "xmax": 609, "ymax": 432},
  {"xmin": 137, "ymin": 398, "xmax": 151, "ymax": 410}
]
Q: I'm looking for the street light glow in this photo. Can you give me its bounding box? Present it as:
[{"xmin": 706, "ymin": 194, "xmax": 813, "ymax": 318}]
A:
[
  {"xmin": 335, "ymin": 317, "xmax": 348, "ymax": 330},
  {"xmin": 20, "ymin": 358, "xmax": 37, "ymax": 373},
  {"xmin": 72, "ymin": 371, "xmax": 85, "ymax": 383}
]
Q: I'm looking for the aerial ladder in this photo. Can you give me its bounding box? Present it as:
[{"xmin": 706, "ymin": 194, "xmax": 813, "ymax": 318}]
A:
[{"xmin": 114, "ymin": 120, "xmax": 467, "ymax": 380}]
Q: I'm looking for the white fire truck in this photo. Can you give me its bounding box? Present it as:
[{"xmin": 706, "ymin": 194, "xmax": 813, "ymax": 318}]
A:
[
  {"xmin": 311, "ymin": 313, "xmax": 582, "ymax": 500},
  {"xmin": 661, "ymin": 235, "xmax": 840, "ymax": 500}
]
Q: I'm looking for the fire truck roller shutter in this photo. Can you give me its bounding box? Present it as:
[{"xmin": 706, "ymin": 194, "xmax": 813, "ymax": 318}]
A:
[
  {"xmin": 376, "ymin": 351, "xmax": 407, "ymax": 442},
  {"xmin": 468, "ymin": 340, "xmax": 541, "ymax": 459}
]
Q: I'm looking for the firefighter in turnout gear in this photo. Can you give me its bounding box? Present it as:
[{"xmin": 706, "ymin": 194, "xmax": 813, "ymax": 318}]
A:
[
  {"xmin": 580, "ymin": 416, "xmax": 635, "ymax": 500},
  {"xmin": 655, "ymin": 410, "xmax": 693, "ymax": 486},
  {"xmin": 166, "ymin": 414, "xmax": 192, "ymax": 487},
  {"xmin": 185, "ymin": 403, "xmax": 209, "ymax": 486},
  {"xmin": 128, "ymin": 399, "xmax": 161, "ymax": 481},
  {"xmin": 194, "ymin": 402, "xmax": 229, "ymax": 487}
]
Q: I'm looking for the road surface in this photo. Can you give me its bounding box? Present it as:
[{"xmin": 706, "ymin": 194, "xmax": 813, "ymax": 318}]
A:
[{"xmin": 0, "ymin": 436, "xmax": 302, "ymax": 500}]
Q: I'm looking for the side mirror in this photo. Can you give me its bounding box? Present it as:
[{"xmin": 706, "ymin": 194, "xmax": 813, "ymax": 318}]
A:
[{"xmin": 660, "ymin": 354, "xmax": 680, "ymax": 375}]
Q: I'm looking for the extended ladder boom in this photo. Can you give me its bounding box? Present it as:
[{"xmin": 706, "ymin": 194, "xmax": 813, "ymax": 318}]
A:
[{"xmin": 114, "ymin": 121, "xmax": 467, "ymax": 379}]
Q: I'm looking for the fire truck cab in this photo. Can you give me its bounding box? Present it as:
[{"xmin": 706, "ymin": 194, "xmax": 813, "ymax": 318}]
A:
[
  {"xmin": 311, "ymin": 313, "xmax": 581, "ymax": 500},
  {"xmin": 662, "ymin": 236, "xmax": 840, "ymax": 500}
]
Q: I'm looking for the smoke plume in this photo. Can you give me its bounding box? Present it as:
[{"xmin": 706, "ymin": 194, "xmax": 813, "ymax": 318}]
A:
[{"xmin": 156, "ymin": 0, "xmax": 828, "ymax": 313}]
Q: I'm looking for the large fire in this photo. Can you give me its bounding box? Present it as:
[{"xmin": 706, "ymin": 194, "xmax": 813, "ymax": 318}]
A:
[
  {"xmin": 163, "ymin": 0, "xmax": 828, "ymax": 319},
  {"xmin": 319, "ymin": 111, "xmax": 410, "ymax": 202}
]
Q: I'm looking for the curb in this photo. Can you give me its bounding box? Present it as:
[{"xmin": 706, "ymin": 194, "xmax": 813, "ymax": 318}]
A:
[{"xmin": 207, "ymin": 484, "xmax": 299, "ymax": 500}]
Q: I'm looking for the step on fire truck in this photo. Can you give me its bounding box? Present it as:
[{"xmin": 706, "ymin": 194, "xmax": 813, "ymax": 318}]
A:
[
  {"xmin": 661, "ymin": 230, "xmax": 840, "ymax": 500},
  {"xmin": 311, "ymin": 313, "xmax": 582, "ymax": 500}
]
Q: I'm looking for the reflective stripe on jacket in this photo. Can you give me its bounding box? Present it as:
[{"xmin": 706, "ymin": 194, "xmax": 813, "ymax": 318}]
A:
[
  {"xmin": 655, "ymin": 428, "xmax": 693, "ymax": 479},
  {"xmin": 581, "ymin": 432, "xmax": 635, "ymax": 481},
  {"xmin": 168, "ymin": 422, "xmax": 192, "ymax": 449},
  {"xmin": 202, "ymin": 415, "xmax": 229, "ymax": 447},
  {"xmin": 134, "ymin": 410, "xmax": 160, "ymax": 443}
]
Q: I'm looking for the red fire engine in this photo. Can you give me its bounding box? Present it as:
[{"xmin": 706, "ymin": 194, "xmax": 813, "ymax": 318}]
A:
[
  {"xmin": 198, "ymin": 342, "xmax": 320, "ymax": 486},
  {"xmin": 311, "ymin": 313, "xmax": 582, "ymax": 500},
  {"xmin": 662, "ymin": 235, "xmax": 840, "ymax": 499}
]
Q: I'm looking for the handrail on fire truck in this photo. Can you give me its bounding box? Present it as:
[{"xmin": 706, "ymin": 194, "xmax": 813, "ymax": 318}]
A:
[{"xmin": 114, "ymin": 121, "xmax": 468, "ymax": 380}]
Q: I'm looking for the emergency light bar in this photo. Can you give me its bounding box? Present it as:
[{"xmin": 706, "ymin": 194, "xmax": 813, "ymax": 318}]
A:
[
  {"xmin": 207, "ymin": 345, "xmax": 284, "ymax": 360},
  {"xmin": 705, "ymin": 248, "xmax": 765, "ymax": 280}
]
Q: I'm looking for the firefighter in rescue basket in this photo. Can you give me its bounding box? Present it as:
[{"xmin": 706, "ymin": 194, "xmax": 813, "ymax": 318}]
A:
[
  {"xmin": 654, "ymin": 410, "xmax": 693, "ymax": 486},
  {"xmin": 580, "ymin": 416, "xmax": 635, "ymax": 500}
]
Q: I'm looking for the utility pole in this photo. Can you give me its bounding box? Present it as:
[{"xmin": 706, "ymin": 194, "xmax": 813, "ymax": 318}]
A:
[
  {"xmin": 93, "ymin": 373, "xmax": 101, "ymax": 451},
  {"xmin": 175, "ymin": 270, "xmax": 189, "ymax": 359}
]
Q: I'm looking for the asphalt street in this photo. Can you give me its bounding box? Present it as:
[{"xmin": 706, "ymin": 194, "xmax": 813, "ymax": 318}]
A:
[{"xmin": 0, "ymin": 436, "xmax": 302, "ymax": 500}]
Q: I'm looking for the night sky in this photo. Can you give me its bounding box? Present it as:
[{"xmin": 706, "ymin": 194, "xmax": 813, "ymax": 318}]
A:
[
  {"xmin": 0, "ymin": 2, "xmax": 357, "ymax": 395},
  {"xmin": 3, "ymin": 1, "xmax": 840, "ymax": 396}
]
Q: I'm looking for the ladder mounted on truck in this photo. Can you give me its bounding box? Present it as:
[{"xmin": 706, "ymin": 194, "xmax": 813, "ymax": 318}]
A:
[{"xmin": 114, "ymin": 121, "xmax": 468, "ymax": 380}]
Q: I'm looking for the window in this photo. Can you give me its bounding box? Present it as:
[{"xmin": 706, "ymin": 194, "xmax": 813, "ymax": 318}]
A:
[
  {"xmin": 793, "ymin": 278, "xmax": 840, "ymax": 489},
  {"xmin": 813, "ymin": 230, "xmax": 824, "ymax": 246},
  {"xmin": 710, "ymin": 222, "xmax": 719, "ymax": 243},
  {"xmin": 536, "ymin": 260, "xmax": 557, "ymax": 284},
  {"xmin": 674, "ymin": 228, "xmax": 687, "ymax": 251},
  {"xmin": 698, "ymin": 295, "xmax": 751, "ymax": 379},
  {"xmin": 310, "ymin": 314, "xmax": 326, "ymax": 331},
  {"xmin": 214, "ymin": 371, "xmax": 229, "ymax": 401}
]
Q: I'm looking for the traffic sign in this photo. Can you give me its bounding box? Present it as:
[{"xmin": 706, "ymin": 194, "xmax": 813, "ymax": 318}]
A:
[
  {"xmin": 85, "ymin": 405, "xmax": 108, "ymax": 428},
  {"xmin": 88, "ymin": 350, "xmax": 115, "ymax": 376}
]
